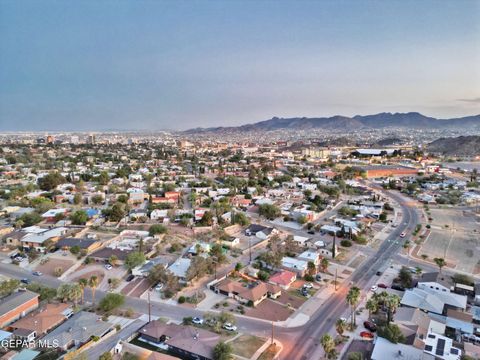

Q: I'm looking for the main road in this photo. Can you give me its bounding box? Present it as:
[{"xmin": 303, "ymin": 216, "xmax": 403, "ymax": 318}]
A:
[{"xmin": 0, "ymin": 186, "xmax": 419, "ymax": 360}]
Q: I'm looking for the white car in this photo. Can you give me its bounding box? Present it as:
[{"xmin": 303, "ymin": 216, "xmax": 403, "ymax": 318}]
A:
[
  {"xmin": 223, "ymin": 323, "xmax": 237, "ymax": 332},
  {"xmin": 155, "ymin": 283, "xmax": 164, "ymax": 291},
  {"xmin": 303, "ymin": 282, "xmax": 313, "ymax": 289},
  {"xmin": 400, "ymin": 232, "xmax": 406, "ymax": 238},
  {"xmin": 104, "ymin": 264, "xmax": 113, "ymax": 270},
  {"xmin": 371, "ymin": 285, "xmax": 378, "ymax": 292},
  {"xmin": 192, "ymin": 317, "xmax": 204, "ymax": 325}
]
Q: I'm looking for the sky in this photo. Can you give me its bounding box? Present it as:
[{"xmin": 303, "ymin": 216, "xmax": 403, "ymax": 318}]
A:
[{"xmin": 0, "ymin": 0, "xmax": 479, "ymax": 131}]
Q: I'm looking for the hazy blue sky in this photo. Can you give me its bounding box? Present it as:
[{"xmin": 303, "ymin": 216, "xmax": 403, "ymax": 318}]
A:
[{"xmin": 1, "ymin": 0, "xmax": 479, "ymax": 131}]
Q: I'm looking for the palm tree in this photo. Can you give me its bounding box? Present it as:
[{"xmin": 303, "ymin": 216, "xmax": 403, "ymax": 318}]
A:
[
  {"xmin": 70, "ymin": 283, "xmax": 82, "ymax": 307},
  {"xmin": 307, "ymin": 261, "xmax": 316, "ymax": 276},
  {"xmin": 78, "ymin": 278, "xmax": 88, "ymax": 304},
  {"xmin": 320, "ymin": 333, "xmax": 337, "ymax": 359},
  {"xmin": 385, "ymin": 294, "xmax": 401, "ymax": 324},
  {"xmin": 335, "ymin": 318, "xmax": 346, "ymax": 338},
  {"xmin": 89, "ymin": 275, "xmax": 99, "ymax": 306},
  {"xmin": 321, "ymin": 258, "xmax": 329, "ymax": 273},
  {"xmin": 366, "ymin": 298, "xmax": 378, "ymax": 316},
  {"xmin": 433, "ymin": 257, "xmax": 446, "ymax": 273},
  {"xmin": 346, "ymin": 286, "xmax": 361, "ymax": 327}
]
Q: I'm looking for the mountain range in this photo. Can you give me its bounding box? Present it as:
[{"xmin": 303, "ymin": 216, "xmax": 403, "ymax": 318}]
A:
[
  {"xmin": 183, "ymin": 112, "xmax": 480, "ymax": 133},
  {"xmin": 427, "ymin": 136, "xmax": 480, "ymax": 156}
]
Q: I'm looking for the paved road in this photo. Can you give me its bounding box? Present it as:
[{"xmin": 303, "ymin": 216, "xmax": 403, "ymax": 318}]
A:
[{"xmin": 273, "ymin": 188, "xmax": 420, "ymax": 360}]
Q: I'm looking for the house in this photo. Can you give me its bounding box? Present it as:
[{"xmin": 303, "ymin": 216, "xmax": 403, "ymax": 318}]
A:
[
  {"xmin": 424, "ymin": 331, "xmax": 462, "ymax": 360},
  {"xmin": 371, "ymin": 336, "xmax": 433, "ymax": 360},
  {"xmin": 0, "ymin": 290, "xmax": 39, "ymax": 328},
  {"xmin": 281, "ymin": 257, "xmax": 308, "ymax": 277},
  {"xmin": 55, "ymin": 237, "xmax": 102, "ymax": 253},
  {"xmin": 297, "ymin": 250, "xmax": 320, "ymax": 266},
  {"xmin": 212, "ymin": 278, "xmax": 281, "ymax": 307},
  {"xmin": 269, "ymin": 270, "xmax": 297, "ymax": 290},
  {"xmin": 139, "ymin": 321, "xmax": 220, "ymax": 360},
  {"xmin": 168, "ymin": 258, "xmax": 191, "ymax": 282},
  {"xmin": 42, "ymin": 311, "xmax": 113, "ymax": 351},
  {"xmin": 9, "ymin": 303, "xmax": 73, "ymax": 338},
  {"xmin": 90, "ymin": 247, "xmax": 133, "ymax": 263},
  {"xmin": 401, "ymin": 287, "xmax": 467, "ymax": 314},
  {"xmin": 20, "ymin": 227, "xmax": 68, "ymax": 252},
  {"xmin": 151, "ymin": 209, "xmax": 169, "ymax": 221},
  {"xmin": 245, "ymin": 224, "xmax": 277, "ymax": 239},
  {"xmin": 132, "ymin": 257, "xmax": 169, "ymax": 277},
  {"xmin": 41, "ymin": 208, "xmax": 68, "ymax": 221},
  {"xmin": 221, "ymin": 236, "xmax": 240, "ymax": 248}
]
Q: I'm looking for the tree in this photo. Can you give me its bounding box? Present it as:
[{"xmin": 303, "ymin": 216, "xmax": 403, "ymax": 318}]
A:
[
  {"xmin": 385, "ymin": 294, "xmax": 400, "ymax": 324},
  {"xmin": 0, "ymin": 279, "xmax": 20, "ymax": 297},
  {"xmin": 124, "ymin": 252, "xmax": 146, "ymax": 270},
  {"xmin": 149, "ymin": 224, "xmax": 168, "ymax": 236},
  {"xmin": 73, "ymin": 193, "xmax": 82, "ymax": 205},
  {"xmin": 78, "ymin": 278, "xmax": 88, "ymax": 304},
  {"xmin": 38, "ymin": 172, "xmax": 66, "ymax": 191},
  {"xmin": 366, "ymin": 298, "xmax": 378, "ymax": 316},
  {"xmin": 198, "ymin": 211, "xmax": 214, "ymax": 226},
  {"xmin": 231, "ymin": 212, "xmax": 249, "ymax": 226},
  {"xmin": 57, "ymin": 284, "xmax": 82, "ymax": 306},
  {"xmin": 346, "ymin": 286, "xmax": 361, "ymax": 327},
  {"xmin": 18, "ymin": 212, "xmax": 42, "ymax": 227},
  {"xmin": 99, "ymin": 293, "xmax": 125, "ymax": 312},
  {"xmin": 91, "ymin": 194, "xmax": 104, "ymax": 205},
  {"xmin": 347, "ymin": 352, "xmax": 363, "ymax": 360},
  {"xmin": 320, "ymin": 333, "xmax": 337, "ymax": 359},
  {"xmin": 97, "ymin": 171, "xmax": 110, "ymax": 185},
  {"xmin": 89, "ymin": 275, "xmax": 99, "ymax": 305},
  {"xmin": 335, "ymin": 318, "xmax": 347, "ymax": 337},
  {"xmin": 258, "ymin": 204, "xmax": 281, "ymax": 220},
  {"xmin": 213, "ymin": 341, "xmax": 233, "ymax": 360},
  {"xmin": 70, "ymin": 245, "xmax": 81, "ymax": 255},
  {"xmin": 99, "ymin": 352, "xmax": 113, "ymax": 360},
  {"xmin": 307, "ymin": 261, "xmax": 316, "ymax": 276},
  {"xmin": 320, "ymin": 258, "xmax": 329, "ymax": 273},
  {"xmin": 398, "ymin": 267, "xmax": 413, "ymax": 288},
  {"xmin": 434, "ymin": 257, "xmax": 446, "ymax": 273},
  {"xmin": 70, "ymin": 210, "xmax": 88, "ymax": 225},
  {"xmin": 378, "ymin": 324, "xmax": 406, "ymax": 344}
]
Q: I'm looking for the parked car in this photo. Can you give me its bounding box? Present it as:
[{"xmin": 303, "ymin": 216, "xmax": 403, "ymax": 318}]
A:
[
  {"xmin": 360, "ymin": 331, "xmax": 374, "ymax": 340},
  {"xmin": 364, "ymin": 321, "xmax": 377, "ymax": 332},
  {"xmin": 223, "ymin": 323, "xmax": 237, "ymax": 332},
  {"xmin": 307, "ymin": 230, "xmax": 315, "ymax": 235},
  {"xmin": 192, "ymin": 317, "xmax": 204, "ymax": 325},
  {"xmin": 301, "ymin": 288, "xmax": 309, "ymax": 297},
  {"xmin": 400, "ymin": 232, "xmax": 406, "ymax": 238},
  {"xmin": 155, "ymin": 283, "xmax": 164, "ymax": 291},
  {"xmin": 32, "ymin": 271, "xmax": 42, "ymax": 276},
  {"xmin": 303, "ymin": 283, "xmax": 313, "ymax": 289},
  {"xmin": 125, "ymin": 274, "xmax": 135, "ymax": 282},
  {"xmin": 315, "ymin": 274, "xmax": 322, "ymax": 281},
  {"xmin": 21, "ymin": 278, "xmax": 31, "ymax": 284},
  {"xmin": 370, "ymin": 285, "xmax": 378, "ymax": 292},
  {"xmin": 377, "ymin": 283, "xmax": 388, "ymax": 289},
  {"xmin": 104, "ymin": 264, "xmax": 113, "ymax": 270},
  {"xmin": 391, "ymin": 284, "xmax": 406, "ymax": 291}
]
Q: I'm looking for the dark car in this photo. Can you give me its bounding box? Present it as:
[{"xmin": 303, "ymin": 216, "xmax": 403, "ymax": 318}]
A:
[
  {"xmin": 364, "ymin": 321, "xmax": 377, "ymax": 332},
  {"xmin": 307, "ymin": 230, "xmax": 315, "ymax": 235},
  {"xmin": 391, "ymin": 284, "xmax": 406, "ymax": 291},
  {"xmin": 377, "ymin": 283, "xmax": 388, "ymax": 289},
  {"xmin": 125, "ymin": 274, "xmax": 135, "ymax": 282},
  {"xmin": 20, "ymin": 278, "xmax": 31, "ymax": 284}
]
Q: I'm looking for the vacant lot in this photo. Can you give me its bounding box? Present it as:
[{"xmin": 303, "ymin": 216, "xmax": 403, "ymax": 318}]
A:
[
  {"xmin": 35, "ymin": 258, "xmax": 74, "ymax": 277},
  {"xmin": 230, "ymin": 335, "xmax": 266, "ymax": 359},
  {"xmin": 419, "ymin": 208, "xmax": 480, "ymax": 274}
]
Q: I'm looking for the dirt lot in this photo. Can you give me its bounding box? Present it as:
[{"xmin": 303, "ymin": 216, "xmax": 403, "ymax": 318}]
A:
[
  {"xmin": 230, "ymin": 335, "xmax": 266, "ymax": 359},
  {"xmin": 418, "ymin": 207, "xmax": 480, "ymax": 274},
  {"xmin": 245, "ymin": 299, "xmax": 293, "ymax": 321},
  {"xmin": 71, "ymin": 270, "xmax": 104, "ymax": 284},
  {"xmin": 275, "ymin": 290, "xmax": 307, "ymax": 309},
  {"xmin": 35, "ymin": 258, "xmax": 75, "ymax": 277}
]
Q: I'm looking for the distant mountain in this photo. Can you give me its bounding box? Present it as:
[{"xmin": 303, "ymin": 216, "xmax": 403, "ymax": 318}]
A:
[
  {"xmin": 427, "ymin": 136, "xmax": 480, "ymax": 156},
  {"xmin": 182, "ymin": 112, "xmax": 480, "ymax": 134}
]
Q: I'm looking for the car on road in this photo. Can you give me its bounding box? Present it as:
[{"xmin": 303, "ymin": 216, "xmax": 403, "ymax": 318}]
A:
[
  {"xmin": 104, "ymin": 264, "xmax": 113, "ymax": 270},
  {"xmin": 21, "ymin": 278, "xmax": 31, "ymax": 284},
  {"xmin": 370, "ymin": 285, "xmax": 378, "ymax": 292},
  {"xmin": 32, "ymin": 271, "xmax": 42, "ymax": 276},
  {"xmin": 364, "ymin": 321, "xmax": 377, "ymax": 332},
  {"xmin": 377, "ymin": 283, "xmax": 388, "ymax": 289},
  {"xmin": 155, "ymin": 283, "xmax": 164, "ymax": 291},
  {"xmin": 360, "ymin": 331, "xmax": 374, "ymax": 340},
  {"xmin": 192, "ymin": 317, "xmax": 204, "ymax": 325},
  {"xmin": 223, "ymin": 323, "xmax": 237, "ymax": 332},
  {"xmin": 400, "ymin": 232, "xmax": 406, "ymax": 238}
]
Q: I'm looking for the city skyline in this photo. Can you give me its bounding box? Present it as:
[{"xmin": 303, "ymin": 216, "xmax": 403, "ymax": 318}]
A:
[{"xmin": 1, "ymin": 0, "xmax": 479, "ymax": 131}]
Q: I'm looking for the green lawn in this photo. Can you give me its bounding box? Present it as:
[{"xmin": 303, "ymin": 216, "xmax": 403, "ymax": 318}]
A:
[{"xmin": 230, "ymin": 335, "xmax": 266, "ymax": 359}]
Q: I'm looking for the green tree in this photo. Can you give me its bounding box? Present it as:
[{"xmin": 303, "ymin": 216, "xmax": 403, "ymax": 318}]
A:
[
  {"xmin": 78, "ymin": 278, "xmax": 88, "ymax": 304},
  {"xmin": 366, "ymin": 298, "xmax": 378, "ymax": 316},
  {"xmin": 73, "ymin": 193, "xmax": 82, "ymax": 205},
  {"xmin": 320, "ymin": 333, "xmax": 337, "ymax": 359},
  {"xmin": 99, "ymin": 352, "xmax": 113, "ymax": 360},
  {"xmin": 89, "ymin": 275, "xmax": 99, "ymax": 305},
  {"xmin": 124, "ymin": 252, "xmax": 146, "ymax": 270},
  {"xmin": 213, "ymin": 341, "xmax": 233, "ymax": 360},
  {"xmin": 346, "ymin": 286, "xmax": 361, "ymax": 327},
  {"xmin": 258, "ymin": 204, "xmax": 281, "ymax": 220},
  {"xmin": 149, "ymin": 224, "xmax": 168, "ymax": 236},
  {"xmin": 378, "ymin": 324, "xmax": 406, "ymax": 344},
  {"xmin": 433, "ymin": 257, "xmax": 446, "ymax": 273},
  {"xmin": 70, "ymin": 210, "xmax": 88, "ymax": 225},
  {"xmin": 335, "ymin": 318, "xmax": 347, "ymax": 337},
  {"xmin": 0, "ymin": 279, "xmax": 20, "ymax": 297},
  {"xmin": 18, "ymin": 212, "xmax": 42, "ymax": 227},
  {"xmin": 38, "ymin": 172, "xmax": 66, "ymax": 191},
  {"xmin": 385, "ymin": 294, "xmax": 401, "ymax": 324},
  {"xmin": 99, "ymin": 293, "xmax": 125, "ymax": 312}
]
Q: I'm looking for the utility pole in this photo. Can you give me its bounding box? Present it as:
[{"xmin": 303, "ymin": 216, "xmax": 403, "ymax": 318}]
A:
[
  {"xmin": 148, "ymin": 290, "xmax": 151, "ymax": 323},
  {"xmin": 332, "ymin": 234, "xmax": 336, "ymax": 259},
  {"xmin": 271, "ymin": 321, "xmax": 274, "ymax": 344},
  {"xmin": 335, "ymin": 268, "xmax": 338, "ymax": 291},
  {"xmin": 249, "ymin": 237, "xmax": 252, "ymax": 264}
]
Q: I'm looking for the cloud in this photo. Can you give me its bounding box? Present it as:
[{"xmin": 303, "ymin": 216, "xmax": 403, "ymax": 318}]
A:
[{"xmin": 457, "ymin": 97, "xmax": 480, "ymax": 103}]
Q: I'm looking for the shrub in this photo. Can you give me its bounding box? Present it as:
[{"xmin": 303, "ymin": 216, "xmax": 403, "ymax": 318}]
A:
[
  {"xmin": 178, "ymin": 296, "xmax": 186, "ymax": 304},
  {"xmin": 340, "ymin": 239, "xmax": 352, "ymax": 247},
  {"xmin": 304, "ymin": 274, "xmax": 314, "ymax": 282},
  {"xmin": 99, "ymin": 293, "xmax": 125, "ymax": 312}
]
